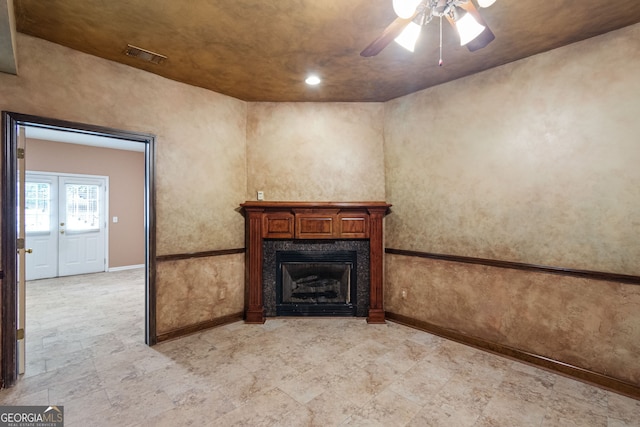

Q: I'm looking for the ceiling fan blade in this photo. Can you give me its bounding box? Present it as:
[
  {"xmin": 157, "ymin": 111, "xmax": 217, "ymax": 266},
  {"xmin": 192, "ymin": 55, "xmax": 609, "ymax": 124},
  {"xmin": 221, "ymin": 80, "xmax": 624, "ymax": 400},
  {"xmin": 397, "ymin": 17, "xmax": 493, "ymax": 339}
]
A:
[
  {"xmin": 360, "ymin": 12, "xmax": 419, "ymax": 57},
  {"xmin": 466, "ymin": 25, "xmax": 495, "ymax": 51},
  {"xmin": 463, "ymin": 1, "xmax": 495, "ymax": 51},
  {"xmin": 445, "ymin": 1, "xmax": 495, "ymax": 52}
]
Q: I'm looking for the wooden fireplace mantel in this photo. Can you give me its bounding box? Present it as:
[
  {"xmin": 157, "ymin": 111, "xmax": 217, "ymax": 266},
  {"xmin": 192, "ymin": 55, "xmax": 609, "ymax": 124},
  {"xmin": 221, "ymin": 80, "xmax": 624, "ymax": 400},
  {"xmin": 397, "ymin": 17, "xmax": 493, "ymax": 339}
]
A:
[{"xmin": 240, "ymin": 201, "xmax": 392, "ymax": 324}]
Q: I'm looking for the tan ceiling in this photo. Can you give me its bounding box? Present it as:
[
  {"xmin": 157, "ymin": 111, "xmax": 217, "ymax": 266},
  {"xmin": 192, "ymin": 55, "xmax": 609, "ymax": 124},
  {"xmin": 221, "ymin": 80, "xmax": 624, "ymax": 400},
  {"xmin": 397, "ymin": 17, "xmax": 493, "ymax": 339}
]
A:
[{"xmin": 13, "ymin": 0, "xmax": 640, "ymax": 102}]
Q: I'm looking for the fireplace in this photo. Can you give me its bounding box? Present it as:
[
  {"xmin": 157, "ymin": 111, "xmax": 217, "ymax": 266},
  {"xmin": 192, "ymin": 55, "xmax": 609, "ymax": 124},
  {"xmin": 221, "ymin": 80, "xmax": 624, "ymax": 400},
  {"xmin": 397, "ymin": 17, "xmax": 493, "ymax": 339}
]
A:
[
  {"xmin": 241, "ymin": 201, "xmax": 391, "ymax": 323},
  {"xmin": 277, "ymin": 250, "xmax": 357, "ymax": 316},
  {"xmin": 263, "ymin": 240, "xmax": 370, "ymax": 317}
]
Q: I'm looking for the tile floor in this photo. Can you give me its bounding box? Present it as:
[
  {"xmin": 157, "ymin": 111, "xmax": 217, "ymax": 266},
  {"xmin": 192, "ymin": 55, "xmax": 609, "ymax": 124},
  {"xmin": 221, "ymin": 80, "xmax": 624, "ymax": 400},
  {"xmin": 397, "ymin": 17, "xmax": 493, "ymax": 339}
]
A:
[{"xmin": 0, "ymin": 269, "xmax": 638, "ymax": 426}]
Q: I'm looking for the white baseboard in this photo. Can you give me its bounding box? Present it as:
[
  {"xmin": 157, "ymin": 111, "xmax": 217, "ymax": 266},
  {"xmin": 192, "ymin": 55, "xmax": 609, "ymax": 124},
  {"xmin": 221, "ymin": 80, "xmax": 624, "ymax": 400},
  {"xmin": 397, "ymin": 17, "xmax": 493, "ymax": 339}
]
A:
[{"xmin": 108, "ymin": 264, "xmax": 145, "ymax": 272}]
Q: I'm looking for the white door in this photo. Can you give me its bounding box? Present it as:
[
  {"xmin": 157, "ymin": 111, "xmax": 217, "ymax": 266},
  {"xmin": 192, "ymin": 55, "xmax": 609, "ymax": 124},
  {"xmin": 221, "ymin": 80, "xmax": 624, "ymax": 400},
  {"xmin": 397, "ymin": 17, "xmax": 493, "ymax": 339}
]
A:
[
  {"xmin": 25, "ymin": 173, "xmax": 59, "ymax": 280},
  {"xmin": 25, "ymin": 173, "xmax": 107, "ymax": 279},
  {"xmin": 58, "ymin": 175, "xmax": 107, "ymax": 276}
]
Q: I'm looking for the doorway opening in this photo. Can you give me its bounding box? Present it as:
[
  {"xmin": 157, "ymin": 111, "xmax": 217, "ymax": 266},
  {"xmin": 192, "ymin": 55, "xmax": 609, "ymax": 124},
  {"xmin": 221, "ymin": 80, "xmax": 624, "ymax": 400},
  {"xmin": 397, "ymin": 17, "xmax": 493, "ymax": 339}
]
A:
[{"xmin": 1, "ymin": 112, "xmax": 157, "ymax": 388}]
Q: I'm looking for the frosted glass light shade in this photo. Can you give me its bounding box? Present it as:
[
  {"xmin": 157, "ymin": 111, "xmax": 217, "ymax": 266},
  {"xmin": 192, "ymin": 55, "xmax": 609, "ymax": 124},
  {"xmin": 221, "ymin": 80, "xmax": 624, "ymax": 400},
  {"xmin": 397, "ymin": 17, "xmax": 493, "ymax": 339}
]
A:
[
  {"xmin": 394, "ymin": 21, "xmax": 422, "ymax": 52},
  {"xmin": 455, "ymin": 10, "xmax": 486, "ymax": 45},
  {"xmin": 392, "ymin": 0, "xmax": 422, "ymax": 19},
  {"xmin": 477, "ymin": 0, "xmax": 497, "ymax": 8}
]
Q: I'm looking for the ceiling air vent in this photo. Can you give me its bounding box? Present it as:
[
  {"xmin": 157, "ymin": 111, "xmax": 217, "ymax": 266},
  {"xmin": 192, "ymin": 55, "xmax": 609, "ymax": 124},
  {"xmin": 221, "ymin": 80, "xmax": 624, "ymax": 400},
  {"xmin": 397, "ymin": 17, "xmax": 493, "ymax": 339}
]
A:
[{"xmin": 124, "ymin": 44, "xmax": 167, "ymax": 65}]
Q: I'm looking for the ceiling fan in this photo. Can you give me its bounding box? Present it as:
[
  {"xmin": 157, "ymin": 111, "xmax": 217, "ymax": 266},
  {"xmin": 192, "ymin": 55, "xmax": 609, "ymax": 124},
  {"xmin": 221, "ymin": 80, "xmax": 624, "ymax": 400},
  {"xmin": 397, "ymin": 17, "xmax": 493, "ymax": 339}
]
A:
[{"xmin": 361, "ymin": 0, "xmax": 497, "ymax": 61}]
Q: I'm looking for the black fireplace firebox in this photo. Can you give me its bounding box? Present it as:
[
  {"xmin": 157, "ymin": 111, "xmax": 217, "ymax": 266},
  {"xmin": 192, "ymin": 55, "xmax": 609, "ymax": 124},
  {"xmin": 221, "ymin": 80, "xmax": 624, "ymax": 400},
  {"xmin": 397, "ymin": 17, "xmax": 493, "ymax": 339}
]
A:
[
  {"xmin": 262, "ymin": 240, "xmax": 370, "ymax": 318},
  {"xmin": 276, "ymin": 250, "xmax": 358, "ymax": 316}
]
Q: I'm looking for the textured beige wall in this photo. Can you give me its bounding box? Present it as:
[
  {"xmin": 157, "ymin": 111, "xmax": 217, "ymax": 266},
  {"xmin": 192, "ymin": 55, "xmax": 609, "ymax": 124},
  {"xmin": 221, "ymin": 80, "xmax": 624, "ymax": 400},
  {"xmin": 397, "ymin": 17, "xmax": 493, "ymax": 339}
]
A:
[
  {"xmin": 384, "ymin": 24, "xmax": 640, "ymax": 275},
  {"xmin": 385, "ymin": 254, "xmax": 640, "ymax": 384},
  {"xmin": 156, "ymin": 254, "xmax": 244, "ymax": 334},
  {"xmin": 0, "ymin": 34, "xmax": 247, "ymax": 255},
  {"xmin": 384, "ymin": 24, "xmax": 640, "ymax": 385},
  {"xmin": 246, "ymin": 102, "xmax": 386, "ymax": 202},
  {"xmin": 0, "ymin": 34, "xmax": 248, "ymax": 340},
  {"xmin": 26, "ymin": 138, "xmax": 145, "ymax": 269}
]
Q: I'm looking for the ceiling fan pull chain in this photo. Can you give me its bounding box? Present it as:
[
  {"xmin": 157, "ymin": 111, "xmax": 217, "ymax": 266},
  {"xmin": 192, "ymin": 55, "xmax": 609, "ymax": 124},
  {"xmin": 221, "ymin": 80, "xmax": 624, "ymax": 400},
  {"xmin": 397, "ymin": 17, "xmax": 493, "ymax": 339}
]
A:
[{"xmin": 439, "ymin": 15, "xmax": 443, "ymax": 66}]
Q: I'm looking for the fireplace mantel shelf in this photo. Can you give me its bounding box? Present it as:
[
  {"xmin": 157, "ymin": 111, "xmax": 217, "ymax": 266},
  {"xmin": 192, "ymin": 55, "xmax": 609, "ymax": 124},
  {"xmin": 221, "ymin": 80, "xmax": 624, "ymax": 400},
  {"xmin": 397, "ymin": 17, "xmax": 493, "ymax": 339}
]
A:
[
  {"xmin": 241, "ymin": 201, "xmax": 392, "ymax": 210},
  {"xmin": 241, "ymin": 201, "xmax": 391, "ymax": 324}
]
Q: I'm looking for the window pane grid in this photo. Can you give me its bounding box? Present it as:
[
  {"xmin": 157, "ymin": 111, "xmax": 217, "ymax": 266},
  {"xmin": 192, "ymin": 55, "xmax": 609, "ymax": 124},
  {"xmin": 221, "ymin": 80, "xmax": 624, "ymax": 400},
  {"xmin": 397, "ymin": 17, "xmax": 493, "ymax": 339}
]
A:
[
  {"xmin": 25, "ymin": 182, "xmax": 51, "ymax": 232},
  {"xmin": 66, "ymin": 184, "xmax": 100, "ymax": 231}
]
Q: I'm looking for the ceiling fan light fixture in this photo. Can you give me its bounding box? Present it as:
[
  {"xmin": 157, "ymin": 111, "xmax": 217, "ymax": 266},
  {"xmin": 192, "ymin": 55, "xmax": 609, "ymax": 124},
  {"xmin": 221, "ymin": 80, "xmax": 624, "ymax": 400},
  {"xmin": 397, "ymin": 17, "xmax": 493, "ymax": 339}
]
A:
[
  {"xmin": 394, "ymin": 21, "xmax": 422, "ymax": 52},
  {"xmin": 453, "ymin": 7, "xmax": 486, "ymax": 46},
  {"xmin": 392, "ymin": 0, "xmax": 422, "ymax": 19},
  {"xmin": 477, "ymin": 0, "xmax": 497, "ymax": 8}
]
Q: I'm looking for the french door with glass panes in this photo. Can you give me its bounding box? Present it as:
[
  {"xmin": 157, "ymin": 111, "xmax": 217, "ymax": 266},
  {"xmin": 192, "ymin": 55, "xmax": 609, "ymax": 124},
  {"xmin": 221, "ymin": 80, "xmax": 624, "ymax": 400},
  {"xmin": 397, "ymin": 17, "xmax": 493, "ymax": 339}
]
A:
[{"xmin": 25, "ymin": 172, "xmax": 107, "ymax": 280}]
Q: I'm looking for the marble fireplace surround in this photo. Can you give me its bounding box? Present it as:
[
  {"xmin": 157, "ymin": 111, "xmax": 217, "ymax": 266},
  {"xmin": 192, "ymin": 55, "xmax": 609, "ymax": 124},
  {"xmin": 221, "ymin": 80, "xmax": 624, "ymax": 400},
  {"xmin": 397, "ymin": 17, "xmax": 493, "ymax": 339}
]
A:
[{"xmin": 240, "ymin": 201, "xmax": 391, "ymax": 324}]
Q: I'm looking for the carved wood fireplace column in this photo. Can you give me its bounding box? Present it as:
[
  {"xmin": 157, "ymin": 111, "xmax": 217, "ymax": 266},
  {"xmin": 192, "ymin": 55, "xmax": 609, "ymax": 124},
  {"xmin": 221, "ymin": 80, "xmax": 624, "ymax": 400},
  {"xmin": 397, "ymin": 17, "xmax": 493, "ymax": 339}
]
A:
[
  {"xmin": 366, "ymin": 206, "xmax": 387, "ymax": 324},
  {"xmin": 244, "ymin": 206, "xmax": 266, "ymax": 324},
  {"xmin": 241, "ymin": 201, "xmax": 391, "ymax": 324}
]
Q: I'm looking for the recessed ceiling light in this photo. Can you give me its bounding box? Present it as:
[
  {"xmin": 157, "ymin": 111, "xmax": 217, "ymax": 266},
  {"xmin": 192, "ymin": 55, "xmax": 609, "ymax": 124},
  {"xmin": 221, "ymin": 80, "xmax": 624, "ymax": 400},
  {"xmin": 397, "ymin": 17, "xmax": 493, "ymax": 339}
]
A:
[{"xmin": 305, "ymin": 75, "xmax": 321, "ymax": 86}]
